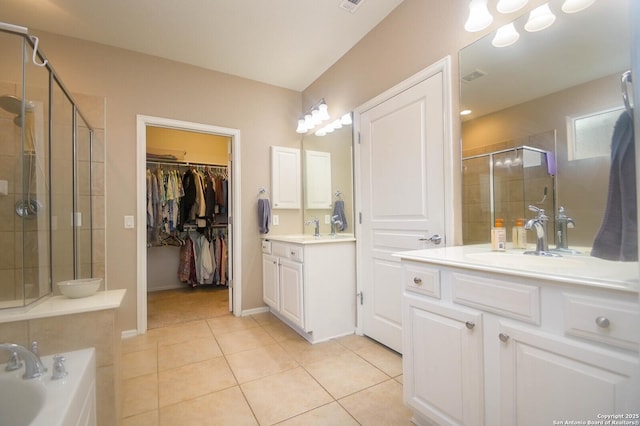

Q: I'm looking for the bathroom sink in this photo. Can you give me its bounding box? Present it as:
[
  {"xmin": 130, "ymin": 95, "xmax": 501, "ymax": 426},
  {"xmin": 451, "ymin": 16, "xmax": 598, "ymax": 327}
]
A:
[
  {"xmin": 465, "ymin": 251, "xmax": 585, "ymax": 270},
  {"xmin": 0, "ymin": 373, "xmax": 46, "ymax": 425},
  {"xmin": 0, "ymin": 347, "xmax": 96, "ymax": 426}
]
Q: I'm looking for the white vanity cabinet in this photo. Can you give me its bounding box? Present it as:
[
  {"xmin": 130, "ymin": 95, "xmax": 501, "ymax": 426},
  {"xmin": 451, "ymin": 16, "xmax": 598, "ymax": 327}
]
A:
[
  {"xmin": 262, "ymin": 237, "xmax": 356, "ymax": 343},
  {"xmin": 398, "ymin": 249, "xmax": 640, "ymax": 426}
]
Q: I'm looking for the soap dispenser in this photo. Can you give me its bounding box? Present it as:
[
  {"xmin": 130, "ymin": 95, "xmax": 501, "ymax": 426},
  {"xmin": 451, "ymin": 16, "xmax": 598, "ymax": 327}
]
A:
[
  {"xmin": 491, "ymin": 218, "xmax": 506, "ymax": 251},
  {"xmin": 512, "ymin": 218, "xmax": 527, "ymax": 249}
]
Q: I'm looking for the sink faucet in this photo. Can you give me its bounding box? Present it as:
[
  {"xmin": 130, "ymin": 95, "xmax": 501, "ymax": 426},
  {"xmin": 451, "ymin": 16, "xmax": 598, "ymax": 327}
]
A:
[
  {"xmin": 305, "ymin": 217, "xmax": 320, "ymax": 237},
  {"xmin": 524, "ymin": 205, "xmax": 560, "ymax": 257},
  {"xmin": 556, "ymin": 206, "xmax": 576, "ymax": 252},
  {"xmin": 330, "ymin": 215, "xmax": 343, "ymax": 237},
  {"xmin": 0, "ymin": 343, "xmax": 47, "ymax": 379}
]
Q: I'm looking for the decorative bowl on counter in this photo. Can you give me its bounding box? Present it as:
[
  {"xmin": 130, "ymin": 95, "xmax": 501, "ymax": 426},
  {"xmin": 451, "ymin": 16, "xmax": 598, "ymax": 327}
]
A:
[{"xmin": 57, "ymin": 277, "xmax": 103, "ymax": 298}]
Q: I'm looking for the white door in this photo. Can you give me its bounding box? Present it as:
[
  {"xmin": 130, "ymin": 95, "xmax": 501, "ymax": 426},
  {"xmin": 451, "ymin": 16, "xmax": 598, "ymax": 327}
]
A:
[{"xmin": 357, "ymin": 69, "xmax": 447, "ymax": 353}]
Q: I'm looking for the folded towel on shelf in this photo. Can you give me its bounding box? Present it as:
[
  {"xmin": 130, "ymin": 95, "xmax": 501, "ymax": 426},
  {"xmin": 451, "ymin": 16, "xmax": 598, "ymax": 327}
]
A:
[
  {"xmin": 258, "ymin": 198, "xmax": 271, "ymax": 234},
  {"xmin": 332, "ymin": 200, "xmax": 348, "ymax": 232},
  {"xmin": 591, "ymin": 110, "xmax": 637, "ymax": 261}
]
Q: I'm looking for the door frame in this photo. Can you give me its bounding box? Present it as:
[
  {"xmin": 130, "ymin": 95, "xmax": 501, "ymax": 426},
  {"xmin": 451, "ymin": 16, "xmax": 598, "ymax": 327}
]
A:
[
  {"xmin": 353, "ymin": 56, "xmax": 457, "ymax": 335},
  {"xmin": 135, "ymin": 115, "xmax": 242, "ymax": 334}
]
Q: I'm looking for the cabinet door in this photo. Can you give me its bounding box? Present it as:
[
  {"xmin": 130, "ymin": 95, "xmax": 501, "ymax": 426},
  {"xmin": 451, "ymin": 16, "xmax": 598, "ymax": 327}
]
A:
[
  {"xmin": 262, "ymin": 254, "xmax": 279, "ymax": 310},
  {"xmin": 403, "ymin": 292, "xmax": 484, "ymax": 426},
  {"xmin": 271, "ymin": 146, "xmax": 301, "ymax": 209},
  {"xmin": 279, "ymin": 258, "xmax": 304, "ymax": 328},
  {"xmin": 498, "ymin": 322, "xmax": 640, "ymax": 426}
]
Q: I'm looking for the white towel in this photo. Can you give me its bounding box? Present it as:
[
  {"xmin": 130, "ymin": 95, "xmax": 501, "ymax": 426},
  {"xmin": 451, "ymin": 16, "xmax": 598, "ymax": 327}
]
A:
[{"xmin": 258, "ymin": 198, "xmax": 271, "ymax": 234}]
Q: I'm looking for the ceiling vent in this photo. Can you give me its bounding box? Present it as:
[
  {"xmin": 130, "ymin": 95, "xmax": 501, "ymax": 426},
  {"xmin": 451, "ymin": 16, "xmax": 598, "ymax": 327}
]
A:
[
  {"xmin": 339, "ymin": 0, "xmax": 365, "ymax": 13},
  {"xmin": 462, "ymin": 69, "xmax": 487, "ymax": 83}
]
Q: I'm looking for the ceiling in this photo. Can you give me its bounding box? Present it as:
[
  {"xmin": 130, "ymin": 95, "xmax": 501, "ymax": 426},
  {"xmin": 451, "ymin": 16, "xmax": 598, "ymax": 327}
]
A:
[{"xmin": 0, "ymin": 0, "xmax": 404, "ymax": 91}]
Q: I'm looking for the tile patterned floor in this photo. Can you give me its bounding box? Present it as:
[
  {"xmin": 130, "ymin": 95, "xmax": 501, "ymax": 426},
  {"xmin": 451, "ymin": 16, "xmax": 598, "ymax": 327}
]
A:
[{"xmin": 121, "ymin": 288, "xmax": 412, "ymax": 425}]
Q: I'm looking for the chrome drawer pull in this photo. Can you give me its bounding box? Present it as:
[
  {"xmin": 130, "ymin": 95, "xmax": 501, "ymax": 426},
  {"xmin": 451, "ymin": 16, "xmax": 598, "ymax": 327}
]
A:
[
  {"xmin": 465, "ymin": 321, "xmax": 475, "ymax": 330},
  {"xmin": 413, "ymin": 277, "xmax": 423, "ymax": 286},
  {"xmin": 595, "ymin": 316, "xmax": 610, "ymax": 328},
  {"xmin": 498, "ymin": 333, "xmax": 510, "ymax": 343}
]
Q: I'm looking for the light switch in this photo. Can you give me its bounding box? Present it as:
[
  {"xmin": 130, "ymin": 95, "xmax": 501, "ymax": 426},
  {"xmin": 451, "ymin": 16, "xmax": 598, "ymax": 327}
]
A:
[
  {"xmin": 124, "ymin": 215, "xmax": 135, "ymax": 229},
  {"xmin": 272, "ymin": 215, "xmax": 279, "ymax": 226}
]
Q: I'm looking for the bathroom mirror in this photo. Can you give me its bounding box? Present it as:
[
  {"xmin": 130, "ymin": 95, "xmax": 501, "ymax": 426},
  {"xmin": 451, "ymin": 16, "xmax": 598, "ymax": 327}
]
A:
[
  {"xmin": 460, "ymin": 0, "xmax": 631, "ymax": 249},
  {"xmin": 302, "ymin": 121, "xmax": 354, "ymax": 236}
]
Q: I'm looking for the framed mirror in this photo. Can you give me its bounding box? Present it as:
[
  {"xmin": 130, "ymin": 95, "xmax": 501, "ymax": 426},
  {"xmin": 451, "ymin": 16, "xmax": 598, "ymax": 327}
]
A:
[{"xmin": 460, "ymin": 0, "xmax": 631, "ymax": 250}]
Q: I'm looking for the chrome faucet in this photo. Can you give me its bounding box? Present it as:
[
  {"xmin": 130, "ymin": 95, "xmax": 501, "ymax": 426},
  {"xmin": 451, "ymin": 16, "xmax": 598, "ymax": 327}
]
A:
[
  {"xmin": 305, "ymin": 217, "xmax": 320, "ymax": 237},
  {"xmin": 330, "ymin": 215, "xmax": 343, "ymax": 237},
  {"xmin": 524, "ymin": 205, "xmax": 560, "ymax": 257},
  {"xmin": 0, "ymin": 343, "xmax": 47, "ymax": 379},
  {"xmin": 551, "ymin": 206, "xmax": 580, "ymax": 254}
]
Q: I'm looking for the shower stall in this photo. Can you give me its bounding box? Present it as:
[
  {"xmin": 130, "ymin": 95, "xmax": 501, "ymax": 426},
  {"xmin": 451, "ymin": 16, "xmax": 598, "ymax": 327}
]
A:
[
  {"xmin": 0, "ymin": 23, "xmax": 96, "ymax": 309},
  {"xmin": 462, "ymin": 145, "xmax": 556, "ymax": 246}
]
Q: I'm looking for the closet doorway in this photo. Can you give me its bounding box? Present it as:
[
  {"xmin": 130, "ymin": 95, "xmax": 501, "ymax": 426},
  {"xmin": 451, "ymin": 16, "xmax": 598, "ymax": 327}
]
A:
[{"xmin": 136, "ymin": 115, "xmax": 242, "ymax": 334}]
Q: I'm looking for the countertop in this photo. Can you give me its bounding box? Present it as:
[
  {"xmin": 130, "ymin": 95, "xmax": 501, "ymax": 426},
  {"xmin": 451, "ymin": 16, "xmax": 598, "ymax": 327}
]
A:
[
  {"xmin": 0, "ymin": 289, "xmax": 126, "ymax": 324},
  {"xmin": 394, "ymin": 245, "xmax": 639, "ymax": 293},
  {"xmin": 263, "ymin": 234, "xmax": 356, "ymax": 245}
]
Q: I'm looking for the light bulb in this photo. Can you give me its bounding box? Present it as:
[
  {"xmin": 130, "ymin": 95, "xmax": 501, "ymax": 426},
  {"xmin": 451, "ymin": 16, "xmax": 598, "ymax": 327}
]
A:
[
  {"xmin": 331, "ymin": 119, "xmax": 342, "ymax": 130},
  {"xmin": 296, "ymin": 119, "xmax": 307, "ymax": 134},
  {"xmin": 318, "ymin": 101, "xmax": 330, "ymax": 121},
  {"xmin": 341, "ymin": 113, "xmax": 352, "ymax": 125},
  {"xmin": 525, "ymin": 3, "xmax": 556, "ymax": 32},
  {"xmin": 311, "ymin": 109, "xmax": 322, "ymax": 125},
  {"xmin": 496, "ymin": 0, "xmax": 528, "ymax": 14},
  {"xmin": 304, "ymin": 113, "xmax": 315, "ymax": 130},
  {"xmin": 464, "ymin": 0, "xmax": 493, "ymax": 32},
  {"xmin": 561, "ymin": 0, "xmax": 596, "ymax": 13},
  {"xmin": 315, "ymin": 129, "xmax": 327, "ymax": 136},
  {"xmin": 492, "ymin": 23, "xmax": 520, "ymax": 47}
]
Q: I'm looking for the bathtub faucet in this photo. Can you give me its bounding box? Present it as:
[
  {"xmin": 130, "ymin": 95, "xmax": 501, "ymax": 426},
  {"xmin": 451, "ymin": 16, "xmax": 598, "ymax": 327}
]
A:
[{"xmin": 0, "ymin": 342, "xmax": 47, "ymax": 379}]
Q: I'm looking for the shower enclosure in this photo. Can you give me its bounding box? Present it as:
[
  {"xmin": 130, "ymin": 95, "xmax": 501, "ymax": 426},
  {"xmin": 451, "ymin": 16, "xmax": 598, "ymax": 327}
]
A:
[
  {"xmin": 462, "ymin": 146, "xmax": 556, "ymax": 246},
  {"xmin": 0, "ymin": 23, "xmax": 95, "ymax": 309}
]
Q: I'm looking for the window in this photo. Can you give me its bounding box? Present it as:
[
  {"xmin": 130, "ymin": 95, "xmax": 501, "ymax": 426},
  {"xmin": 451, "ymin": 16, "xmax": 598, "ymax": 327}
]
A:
[{"xmin": 567, "ymin": 106, "xmax": 624, "ymax": 161}]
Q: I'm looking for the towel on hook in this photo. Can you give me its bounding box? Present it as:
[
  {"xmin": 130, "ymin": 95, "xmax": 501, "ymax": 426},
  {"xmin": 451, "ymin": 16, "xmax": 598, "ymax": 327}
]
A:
[
  {"xmin": 258, "ymin": 198, "xmax": 271, "ymax": 234},
  {"xmin": 332, "ymin": 200, "xmax": 348, "ymax": 232},
  {"xmin": 591, "ymin": 110, "xmax": 637, "ymax": 261}
]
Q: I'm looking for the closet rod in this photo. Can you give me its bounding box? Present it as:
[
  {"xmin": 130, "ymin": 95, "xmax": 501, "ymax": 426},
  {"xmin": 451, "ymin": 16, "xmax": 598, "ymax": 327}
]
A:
[{"xmin": 146, "ymin": 159, "xmax": 227, "ymax": 168}]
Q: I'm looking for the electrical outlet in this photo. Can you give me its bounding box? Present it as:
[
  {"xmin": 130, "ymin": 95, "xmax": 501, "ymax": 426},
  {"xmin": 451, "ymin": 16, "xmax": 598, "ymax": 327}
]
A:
[
  {"xmin": 272, "ymin": 215, "xmax": 279, "ymax": 226},
  {"xmin": 325, "ymin": 215, "xmax": 331, "ymax": 224}
]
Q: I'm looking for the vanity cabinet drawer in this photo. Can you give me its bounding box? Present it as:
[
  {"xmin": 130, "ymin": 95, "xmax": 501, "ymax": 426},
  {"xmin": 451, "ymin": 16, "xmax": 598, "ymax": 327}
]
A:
[
  {"xmin": 271, "ymin": 242, "xmax": 303, "ymax": 262},
  {"xmin": 563, "ymin": 293, "xmax": 640, "ymax": 351},
  {"xmin": 452, "ymin": 273, "xmax": 540, "ymax": 324},
  {"xmin": 404, "ymin": 263, "xmax": 440, "ymax": 298}
]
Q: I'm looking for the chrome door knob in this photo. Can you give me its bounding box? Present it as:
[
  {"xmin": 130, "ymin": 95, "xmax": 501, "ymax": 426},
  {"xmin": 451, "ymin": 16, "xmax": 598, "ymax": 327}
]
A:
[{"xmin": 418, "ymin": 234, "xmax": 443, "ymax": 245}]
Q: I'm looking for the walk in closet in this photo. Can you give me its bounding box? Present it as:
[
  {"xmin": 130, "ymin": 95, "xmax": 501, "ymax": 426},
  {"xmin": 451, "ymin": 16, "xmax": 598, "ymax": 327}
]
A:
[{"xmin": 145, "ymin": 127, "xmax": 231, "ymax": 293}]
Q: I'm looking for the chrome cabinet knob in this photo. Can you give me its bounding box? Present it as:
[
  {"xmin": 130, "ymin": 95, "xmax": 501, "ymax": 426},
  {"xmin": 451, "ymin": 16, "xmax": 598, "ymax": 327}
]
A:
[
  {"xmin": 498, "ymin": 333, "xmax": 510, "ymax": 343},
  {"xmin": 465, "ymin": 321, "xmax": 475, "ymax": 330},
  {"xmin": 413, "ymin": 277, "xmax": 423, "ymax": 286},
  {"xmin": 595, "ymin": 316, "xmax": 610, "ymax": 328}
]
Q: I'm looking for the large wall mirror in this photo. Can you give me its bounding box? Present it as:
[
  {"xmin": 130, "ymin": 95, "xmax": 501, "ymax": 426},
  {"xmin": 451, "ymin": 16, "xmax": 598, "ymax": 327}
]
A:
[
  {"xmin": 460, "ymin": 0, "xmax": 631, "ymax": 252},
  {"xmin": 301, "ymin": 120, "xmax": 354, "ymax": 236}
]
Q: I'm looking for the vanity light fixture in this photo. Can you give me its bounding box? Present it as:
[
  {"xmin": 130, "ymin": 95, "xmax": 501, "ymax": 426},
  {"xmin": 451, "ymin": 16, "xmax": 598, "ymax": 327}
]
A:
[
  {"xmin": 464, "ymin": 0, "xmax": 493, "ymax": 32},
  {"xmin": 524, "ymin": 3, "xmax": 556, "ymax": 32},
  {"xmin": 296, "ymin": 99, "xmax": 330, "ymax": 133},
  {"xmin": 314, "ymin": 113, "xmax": 353, "ymax": 137},
  {"xmin": 340, "ymin": 113, "xmax": 352, "ymax": 125},
  {"xmin": 496, "ymin": 0, "xmax": 528, "ymax": 14},
  {"xmin": 492, "ymin": 22, "xmax": 520, "ymax": 47},
  {"xmin": 561, "ymin": 0, "xmax": 596, "ymax": 14}
]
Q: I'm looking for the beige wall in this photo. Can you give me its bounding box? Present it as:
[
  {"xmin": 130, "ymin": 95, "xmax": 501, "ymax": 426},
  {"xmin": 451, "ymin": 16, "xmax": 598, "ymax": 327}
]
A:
[
  {"xmin": 146, "ymin": 127, "xmax": 229, "ymax": 165},
  {"xmin": 31, "ymin": 31, "xmax": 302, "ymax": 330},
  {"xmin": 25, "ymin": 0, "xmax": 562, "ymax": 331}
]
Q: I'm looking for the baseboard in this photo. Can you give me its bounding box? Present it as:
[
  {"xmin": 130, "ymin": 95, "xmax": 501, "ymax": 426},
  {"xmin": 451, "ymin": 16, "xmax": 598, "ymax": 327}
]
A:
[
  {"xmin": 121, "ymin": 329, "xmax": 139, "ymax": 339},
  {"xmin": 240, "ymin": 306, "xmax": 270, "ymax": 316}
]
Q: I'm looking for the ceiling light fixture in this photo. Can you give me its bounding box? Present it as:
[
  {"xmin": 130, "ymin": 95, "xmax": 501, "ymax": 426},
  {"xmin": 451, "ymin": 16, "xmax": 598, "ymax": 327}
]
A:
[
  {"xmin": 460, "ymin": 109, "xmax": 473, "ymax": 116},
  {"xmin": 561, "ymin": 0, "xmax": 596, "ymax": 14},
  {"xmin": 296, "ymin": 99, "xmax": 330, "ymax": 134},
  {"xmin": 524, "ymin": 3, "xmax": 556, "ymax": 32},
  {"xmin": 464, "ymin": 0, "xmax": 493, "ymax": 32},
  {"xmin": 492, "ymin": 22, "xmax": 520, "ymax": 47},
  {"xmin": 496, "ymin": 0, "xmax": 528, "ymax": 14}
]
